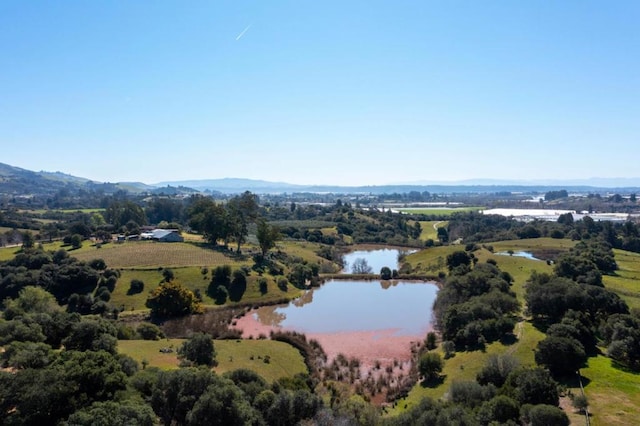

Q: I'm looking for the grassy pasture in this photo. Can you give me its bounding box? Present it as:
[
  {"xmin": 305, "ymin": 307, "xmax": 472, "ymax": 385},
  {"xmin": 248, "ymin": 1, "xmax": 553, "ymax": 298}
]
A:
[
  {"xmin": 72, "ymin": 241, "xmax": 245, "ymax": 268},
  {"xmin": 106, "ymin": 240, "xmax": 326, "ymax": 311},
  {"xmin": 603, "ymin": 249, "xmax": 640, "ymax": 310},
  {"xmin": 118, "ymin": 338, "xmax": 307, "ymax": 383},
  {"xmin": 417, "ymin": 221, "xmax": 447, "ymax": 242},
  {"xmin": 569, "ymin": 355, "xmax": 640, "ymax": 426},
  {"xmin": 112, "ymin": 266, "xmax": 305, "ymax": 312}
]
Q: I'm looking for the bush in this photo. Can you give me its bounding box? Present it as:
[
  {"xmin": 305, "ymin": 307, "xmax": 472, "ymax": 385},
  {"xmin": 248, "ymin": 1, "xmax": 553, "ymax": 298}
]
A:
[
  {"xmin": 258, "ymin": 278, "xmax": 268, "ymax": 295},
  {"xmin": 418, "ymin": 352, "xmax": 443, "ymax": 382},
  {"xmin": 277, "ymin": 277, "xmax": 289, "ymax": 291},
  {"xmin": 162, "ymin": 268, "xmax": 174, "ymax": 282},
  {"xmin": 380, "ymin": 267, "xmax": 392, "ymax": 280},
  {"xmin": 137, "ymin": 323, "xmax": 165, "ymax": 340},
  {"xmin": 145, "ymin": 281, "xmax": 203, "ymax": 318},
  {"xmin": 522, "ymin": 404, "xmax": 569, "ymax": 426},
  {"xmin": 535, "ymin": 336, "xmax": 586, "ymax": 377},
  {"xmin": 178, "ymin": 332, "xmax": 216, "ymax": 366},
  {"xmin": 128, "ymin": 279, "xmax": 145, "ymax": 295},
  {"xmin": 425, "ymin": 332, "xmax": 437, "ymax": 350}
]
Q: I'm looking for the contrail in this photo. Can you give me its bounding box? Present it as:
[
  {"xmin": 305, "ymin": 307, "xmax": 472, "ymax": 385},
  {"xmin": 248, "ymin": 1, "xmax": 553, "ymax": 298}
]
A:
[{"xmin": 236, "ymin": 23, "xmax": 252, "ymax": 41}]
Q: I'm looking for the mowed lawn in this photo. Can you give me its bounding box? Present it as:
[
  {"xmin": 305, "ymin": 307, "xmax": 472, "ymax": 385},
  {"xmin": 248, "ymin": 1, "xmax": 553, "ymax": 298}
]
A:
[{"xmin": 118, "ymin": 338, "xmax": 307, "ymax": 383}]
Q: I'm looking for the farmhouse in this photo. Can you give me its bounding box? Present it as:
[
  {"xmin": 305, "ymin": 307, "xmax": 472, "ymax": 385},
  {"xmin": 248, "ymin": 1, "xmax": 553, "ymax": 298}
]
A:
[{"xmin": 140, "ymin": 229, "xmax": 184, "ymax": 242}]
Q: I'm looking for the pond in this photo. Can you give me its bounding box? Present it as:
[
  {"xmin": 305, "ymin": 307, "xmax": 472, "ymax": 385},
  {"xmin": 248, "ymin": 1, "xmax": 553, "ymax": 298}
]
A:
[
  {"xmin": 246, "ymin": 279, "xmax": 437, "ymax": 335},
  {"xmin": 495, "ymin": 250, "xmax": 541, "ymax": 261},
  {"xmin": 342, "ymin": 248, "xmax": 414, "ymax": 273},
  {"xmin": 234, "ymin": 278, "xmax": 438, "ymax": 367}
]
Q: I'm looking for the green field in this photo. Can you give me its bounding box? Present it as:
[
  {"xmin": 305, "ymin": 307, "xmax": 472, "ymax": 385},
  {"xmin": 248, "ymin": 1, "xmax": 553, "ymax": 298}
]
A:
[
  {"xmin": 574, "ymin": 355, "xmax": 640, "ymax": 426},
  {"xmin": 603, "ymin": 249, "xmax": 640, "ymax": 310},
  {"xmin": 118, "ymin": 338, "xmax": 307, "ymax": 383},
  {"xmin": 73, "ymin": 241, "xmax": 243, "ymax": 268},
  {"xmin": 112, "ymin": 266, "xmax": 305, "ymax": 312},
  {"xmin": 417, "ymin": 221, "xmax": 448, "ymax": 241}
]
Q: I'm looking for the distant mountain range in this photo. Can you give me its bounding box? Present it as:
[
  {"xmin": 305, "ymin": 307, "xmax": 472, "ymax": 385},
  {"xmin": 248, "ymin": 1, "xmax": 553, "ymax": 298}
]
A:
[{"xmin": 2, "ymin": 162, "xmax": 640, "ymax": 196}]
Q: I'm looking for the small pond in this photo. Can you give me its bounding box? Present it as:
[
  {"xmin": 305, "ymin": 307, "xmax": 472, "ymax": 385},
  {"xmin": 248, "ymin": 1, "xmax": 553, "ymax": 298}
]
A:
[
  {"xmin": 246, "ymin": 279, "xmax": 438, "ymax": 335},
  {"xmin": 495, "ymin": 250, "xmax": 541, "ymax": 261},
  {"xmin": 234, "ymin": 248, "xmax": 436, "ymax": 365},
  {"xmin": 342, "ymin": 248, "xmax": 414, "ymax": 274}
]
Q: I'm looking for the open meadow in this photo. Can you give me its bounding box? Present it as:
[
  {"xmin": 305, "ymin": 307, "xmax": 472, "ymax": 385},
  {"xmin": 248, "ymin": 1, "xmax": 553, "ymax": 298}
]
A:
[
  {"xmin": 118, "ymin": 338, "xmax": 307, "ymax": 383},
  {"xmin": 603, "ymin": 249, "xmax": 640, "ymax": 310},
  {"xmin": 73, "ymin": 241, "xmax": 242, "ymax": 268},
  {"xmin": 417, "ymin": 220, "xmax": 448, "ymax": 242}
]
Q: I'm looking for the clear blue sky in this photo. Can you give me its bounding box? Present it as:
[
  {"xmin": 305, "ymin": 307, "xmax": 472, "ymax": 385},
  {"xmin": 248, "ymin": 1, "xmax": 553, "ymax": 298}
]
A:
[{"xmin": 1, "ymin": 1, "xmax": 638, "ymax": 186}]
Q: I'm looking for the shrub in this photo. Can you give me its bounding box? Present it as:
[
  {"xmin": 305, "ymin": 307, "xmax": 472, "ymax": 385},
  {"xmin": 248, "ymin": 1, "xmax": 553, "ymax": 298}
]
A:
[
  {"xmin": 137, "ymin": 323, "xmax": 165, "ymax": 340},
  {"xmin": 178, "ymin": 332, "xmax": 216, "ymax": 367},
  {"xmin": 418, "ymin": 352, "xmax": 443, "ymax": 382},
  {"xmin": 128, "ymin": 279, "xmax": 145, "ymax": 295},
  {"xmin": 258, "ymin": 278, "xmax": 268, "ymax": 295}
]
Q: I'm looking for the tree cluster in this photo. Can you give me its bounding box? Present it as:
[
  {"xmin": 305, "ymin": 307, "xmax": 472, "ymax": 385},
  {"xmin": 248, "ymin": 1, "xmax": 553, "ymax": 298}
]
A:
[
  {"xmin": 387, "ymin": 355, "xmax": 568, "ymax": 426},
  {"xmin": 434, "ymin": 260, "xmax": 520, "ymax": 349}
]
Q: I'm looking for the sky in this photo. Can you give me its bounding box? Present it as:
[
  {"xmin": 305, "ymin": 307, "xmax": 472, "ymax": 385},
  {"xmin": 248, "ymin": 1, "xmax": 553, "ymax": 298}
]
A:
[{"xmin": 1, "ymin": 1, "xmax": 639, "ymax": 186}]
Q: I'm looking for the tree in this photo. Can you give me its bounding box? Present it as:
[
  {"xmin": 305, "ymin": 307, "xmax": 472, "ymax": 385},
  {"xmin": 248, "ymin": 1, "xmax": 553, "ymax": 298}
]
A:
[
  {"xmin": 187, "ymin": 197, "xmax": 230, "ymax": 246},
  {"xmin": 508, "ymin": 367, "xmax": 559, "ymax": 406},
  {"xmin": 572, "ymin": 394, "xmax": 589, "ymax": 413},
  {"xmin": 524, "ymin": 404, "xmax": 569, "ymax": 426},
  {"xmin": 351, "ymin": 258, "xmax": 373, "ymax": 274},
  {"xmin": 178, "ymin": 332, "xmax": 216, "ymax": 367},
  {"xmin": 151, "ymin": 368, "xmax": 218, "ymax": 426},
  {"xmin": 21, "ymin": 231, "xmax": 35, "ymax": 249},
  {"xmin": 66, "ymin": 400, "xmax": 156, "ymax": 426},
  {"xmin": 476, "ymin": 354, "xmax": 519, "ymax": 387},
  {"xmin": 227, "ymin": 191, "xmax": 259, "ymax": 253},
  {"xmin": 535, "ymin": 336, "xmax": 586, "ymax": 377},
  {"xmin": 104, "ymin": 200, "xmax": 147, "ymax": 229},
  {"xmin": 446, "ymin": 250, "xmax": 471, "ymax": 271},
  {"xmin": 418, "ymin": 352, "xmax": 443, "ymax": 382},
  {"xmin": 256, "ymin": 220, "xmax": 280, "ymax": 257},
  {"xmin": 136, "ymin": 323, "xmax": 165, "ymax": 340},
  {"xmin": 162, "ymin": 268, "xmax": 174, "ymax": 282},
  {"xmin": 1, "ymin": 341, "xmax": 55, "ymax": 369},
  {"xmin": 70, "ymin": 234, "xmax": 83, "ymax": 249},
  {"xmin": 380, "ymin": 266, "xmax": 392, "ymax": 280},
  {"xmin": 186, "ymin": 380, "xmax": 262, "ymax": 426},
  {"xmin": 2, "ymin": 286, "xmax": 60, "ymax": 320},
  {"xmin": 55, "ymin": 350, "xmax": 128, "ymax": 408},
  {"xmin": 128, "ymin": 279, "xmax": 145, "ymax": 295},
  {"xmin": 146, "ymin": 281, "xmax": 203, "ymax": 318},
  {"xmin": 62, "ymin": 317, "xmax": 118, "ymax": 354},
  {"xmin": 437, "ymin": 226, "xmax": 449, "ymax": 243}
]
